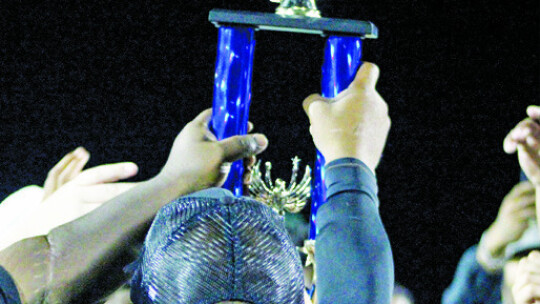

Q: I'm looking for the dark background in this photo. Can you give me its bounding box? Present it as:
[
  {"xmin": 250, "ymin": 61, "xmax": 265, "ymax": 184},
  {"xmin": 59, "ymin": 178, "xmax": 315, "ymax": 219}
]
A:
[{"xmin": 0, "ymin": 0, "xmax": 538, "ymax": 302}]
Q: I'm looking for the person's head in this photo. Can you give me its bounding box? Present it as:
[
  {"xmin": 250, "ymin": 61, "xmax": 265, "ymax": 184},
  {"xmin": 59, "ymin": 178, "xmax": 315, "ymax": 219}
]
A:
[
  {"xmin": 129, "ymin": 188, "xmax": 305, "ymax": 304},
  {"xmin": 501, "ymin": 221, "xmax": 540, "ymax": 304}
]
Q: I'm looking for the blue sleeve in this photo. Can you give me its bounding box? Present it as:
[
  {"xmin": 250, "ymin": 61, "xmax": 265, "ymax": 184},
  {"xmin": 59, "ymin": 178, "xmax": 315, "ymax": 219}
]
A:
[
  {"xmin": 315, "ymin": 158, "xmax": 394, "ymax": 304},
  {"xmin": 442, "ymin": 245, "xmax": 503, "ymax": 304},
  {"xmin": 0, "ymin": 266, "xmax": 21, "ymax": 304}
]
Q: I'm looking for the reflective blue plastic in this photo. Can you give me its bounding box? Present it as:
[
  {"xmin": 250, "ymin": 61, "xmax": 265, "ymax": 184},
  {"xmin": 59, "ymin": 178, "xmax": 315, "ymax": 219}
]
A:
[
  {"xmin": 210, "ymin": 27, "xmax": 256, "ymax": 196},
  {"xmin": 309, "ymin": 36, "xmax": 363, "ymax": 240}
]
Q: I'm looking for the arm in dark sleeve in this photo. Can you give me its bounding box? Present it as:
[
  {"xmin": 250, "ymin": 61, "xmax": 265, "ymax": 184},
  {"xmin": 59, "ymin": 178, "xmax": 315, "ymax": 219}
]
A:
[
  {"xmin": 0, "ymin": 266, "xmax": 21, "ymax": 304},
  {"xmin": 315, "ymin": 158, "xmax": 394, "ymax": 304},
  {"xmin": 442, "ymin": 245, "xmax": 503, "ymax": 304}
]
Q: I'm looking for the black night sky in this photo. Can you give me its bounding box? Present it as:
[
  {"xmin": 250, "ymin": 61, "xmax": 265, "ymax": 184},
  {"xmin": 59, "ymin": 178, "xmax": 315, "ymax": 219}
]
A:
[{"xmin": 0, "ymin": 1, "xmax": 538, "ymax": 302}]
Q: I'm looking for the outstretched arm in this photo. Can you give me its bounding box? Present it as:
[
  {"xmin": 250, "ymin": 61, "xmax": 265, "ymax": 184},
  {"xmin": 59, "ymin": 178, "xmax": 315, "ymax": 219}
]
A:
[
  {"xmin": 303, "ymin": 62, "xmax": 393, "ymax": 304},
  {"xmin": 0, "ymin": 109, "xmax": 268, "ymax": 304}
]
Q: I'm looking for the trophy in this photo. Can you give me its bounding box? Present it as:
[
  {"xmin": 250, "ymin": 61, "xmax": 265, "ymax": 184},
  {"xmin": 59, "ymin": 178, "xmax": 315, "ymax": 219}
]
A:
[{"xmin": 208, "ymin": 0, "xmax": 378, "ymax": 241}]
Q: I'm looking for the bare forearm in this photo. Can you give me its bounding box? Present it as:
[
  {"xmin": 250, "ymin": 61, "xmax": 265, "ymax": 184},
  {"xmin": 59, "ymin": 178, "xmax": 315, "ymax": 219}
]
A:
[{"xmin": 0, "ymin": 175, "xmax": 196, "ymax": 303}]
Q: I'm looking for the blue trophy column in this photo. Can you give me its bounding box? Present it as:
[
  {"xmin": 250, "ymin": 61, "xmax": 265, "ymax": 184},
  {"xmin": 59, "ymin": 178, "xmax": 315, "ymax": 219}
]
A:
[
  {"xmin": 210, "ymin": 27, "xmax": 256, "ymax": 196},
  {"xmin": 309, "ymin": 36, "xmax": 363, "ymax": 239}
]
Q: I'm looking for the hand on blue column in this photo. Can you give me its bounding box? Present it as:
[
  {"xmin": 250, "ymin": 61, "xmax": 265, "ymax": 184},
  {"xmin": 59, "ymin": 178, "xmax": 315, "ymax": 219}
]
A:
[
  {"xmin": 302, "ymin": 62, "xmax": 390, "ymax": 173},
  {"xmin": 159, "ymin": 108, "xmax": 268, "ymax": 195}
]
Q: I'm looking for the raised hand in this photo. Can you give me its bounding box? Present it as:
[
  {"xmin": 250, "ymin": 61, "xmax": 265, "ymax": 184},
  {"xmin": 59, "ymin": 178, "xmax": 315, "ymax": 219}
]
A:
[
  {"xmin": 504, "ymin": 106, "xmax": 540, "ymax": 186},
  {"xmin": 16, "ymin": 159, "xmax": 139, "ymax": 243},
  {"xmin": 302, "ymin": 62, "xmax": 391, "ymax": 172},
  {"xmin": 157, "ymin": 108, "xmax": 268, "ymax": 195},
  {"xmin": 477, "ymin": 182, "xmax": 536, "ymax": 271}
]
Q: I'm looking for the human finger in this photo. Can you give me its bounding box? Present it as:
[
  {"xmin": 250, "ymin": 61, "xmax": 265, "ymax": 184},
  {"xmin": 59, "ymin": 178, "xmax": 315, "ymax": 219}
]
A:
[
  {"xmin": 512, "ymin": 120, "xmax": 540, "ymax": 142},
  {"xmin": 528, "ymin": 251, "xmax": 540, "ymax": 268},
  {"xmin": 504, "ymin": 120, "xmax": 534, "ymax": 154},
  {"xmin": 514, "ymin": 254, "xmax": 540, "ymax": 285},
  {"xmin": 505, "ymin": 192, "xmax": 536, "ymax": 212},
  {"xmin": 56, "ymin": 148, "xmax": 90, "ymax": 186},
  {"xmin": 515, "ymin": 194, "xmax": 537, "ymax": 210},
  {"xmin": 519, "ymin": 273, "xmax": 540, "ymax": 284},
  {"xmin": 516, "ymin": 181, "xmax": 535, "ymax": 193},
  {"xmin": 504, "ymin": 130, "xmax": 520, "ymax": 154},
  {"xmin": 219, "ymin": 162, "xmax": 232, "ymax": 179},
  {"xmin": 243, "ymin": 174, "xmax": 252, "ymax": 195},
  {"xmin": 512, "ymin": 265, "xmax": 529, "ymax": 301},
  {"xmin": 182, "ymin": 108, "xmax": 215, "ymax": 140},
  {"xmin": 204, "ymin": 122, "xmax": 252, "ymax": 143},
  {"xmin": 513, "ymin": 207, "xmax": 537, "ymax": 221},
  {"xmin": 244, "ymin": 169, "xmax": 252, "ymax": 186},
  {"xmin": 243, "ymin": 155, "xmax": 256, "ymax": 185},
  {"xmin": 513, "ymin": 284, "xmax": 540, "ymax": 304},
  {"xmin": 302, "ymin": 94, "xmax": 329, "ymax": 120},
  {"xmin": 204, "ymin": 128, "xmax": 218, "ymax": 142},
  {"xmin": 508, "ymin": 124, "xmax": 529, "ymax": 145},
  {"xmin": 526, "ymin": 134, "xmax": 540, "ymax": 151},
  {"xmin": 244, "ymin": 155, "xmax": 257, "ymax": 169},
  {"xmin": 518, "ymin": 144, "xmax": 540, "ymax": 168},
  {"xmin": 513, "ymin": 257, "xmax": 540, "ymax": 296},
  {"xmin": 73, "ymin": 162, "xmax": 139, "ymax": 186},
  {"xmin": 505, "ymin": 181, "xmax": 535, "ymax": 200},
  {"xmin": 76, "ymin": 183, "xmax": 139, "ymax": 205},
  {"xmin": 528, "ymin": 106, "xmax": 540, "ymax": 121},
  {"xmin": 43, "ymin": 148, "xmax": 81, "ymax": 198},
  {"xmin": 219, "ymin": 134, "xmax": 268, "ymax": 162},
  {"xmin": 530, "ymin": 251, "xmax": 540, "ymax": 259},
  {"xmin": 504, "ymin": 119, "xmax": 540, "ymax": 152},
  {"xmin": 242, "ymin": 155, "xmax": 256, "ymax": 192},
  {"xmin": 185, "ymin": 108, "xmax": 217, "ymax": 141},
  {"xmin": 524, "ymin": 119, "xmax": 540, "ymax": 140},
  {"xmin": 350, "ymin": 62, "xmax": 380, "ymax": 90},
  {"xmin": 193, "ymin": 108, "xmax": 213, "ymax": 126}
]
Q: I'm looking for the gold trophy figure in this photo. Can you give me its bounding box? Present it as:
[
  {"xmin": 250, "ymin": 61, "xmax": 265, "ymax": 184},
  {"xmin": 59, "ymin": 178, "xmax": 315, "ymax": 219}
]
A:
[
  {"xmin": 270, "ymin": 0, "xmax": 321, "ymax": 18},
  {"xmin": 249, "ymin": 156, "xmax": 311, "ymax": 216}
]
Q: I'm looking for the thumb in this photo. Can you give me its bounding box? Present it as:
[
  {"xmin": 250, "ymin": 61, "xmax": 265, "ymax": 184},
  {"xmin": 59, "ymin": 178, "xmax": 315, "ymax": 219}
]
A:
[
  {"xmin": 527, "ymin": 105, "xmax": 540, "ymax": 121},
  {"xmin": 219, "ymin": 134, "xmax": 268, "ymax": 162},
  {"xmin": 503, "ymin": 127, "xmax": 520, "ymax": 154},
  {"xmin": 302, "ymin": 94, "xmax": 331, "ymax": 122},
  {"xmin": 73, "ymin": 162, "xmax": 139, "ymax": 186},
  {"xmin": 302, "ymin": 94, "xmax": 323, "ymax": 117},
  {"xmin": 351, "ymin": 62, "xmax": 380, "ymax": 89}
]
